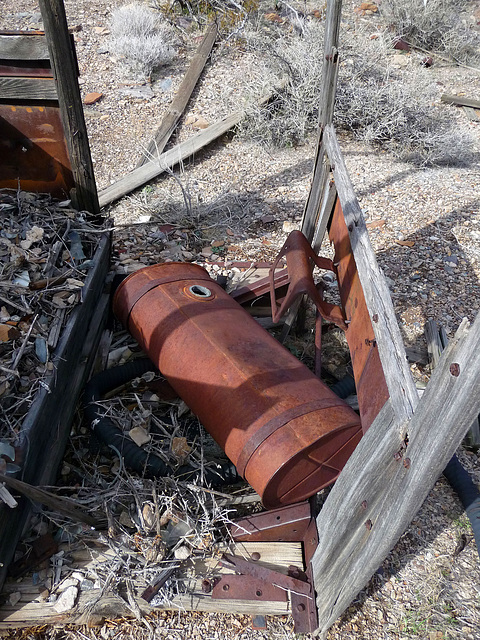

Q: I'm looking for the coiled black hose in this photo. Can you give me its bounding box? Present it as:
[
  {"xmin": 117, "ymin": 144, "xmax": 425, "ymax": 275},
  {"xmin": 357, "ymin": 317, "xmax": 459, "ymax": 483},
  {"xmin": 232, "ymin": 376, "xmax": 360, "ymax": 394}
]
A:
[
  {"xmin": 330, "ymin": 373, "xmax": 480, "ymax": 556},
  {"xmin": 443, "ymin": 456, "xmax": 480, "ymax": 555},
  {"xmin": 82, "ymin": 358, "xmax": 240, "ymax": 486}
]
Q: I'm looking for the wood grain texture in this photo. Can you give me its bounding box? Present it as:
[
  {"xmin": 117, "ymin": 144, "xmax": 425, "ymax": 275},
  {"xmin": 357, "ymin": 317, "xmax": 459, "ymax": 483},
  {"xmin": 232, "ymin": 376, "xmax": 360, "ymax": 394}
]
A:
[
  {"xmin": 441, "ymin": 94, "xmax": 480, "ymax": 109},
  {"xmin": 0, "ymin": 541, "xmax": 300, "ymax": 626},
  {"xmin": 0, "ymin": 34, "xmax": 50, "ymax": 60},
  {"xmin": 0, "ymin": 77, "xmax": 57, "ymax": 100},
  {"xmin": 301, "ymin": 0, "xmax": 342, "ymax": 242},
  {"xmin": 0, "ymin": 234, "xmax": 110, "ymax": 592},
  {"xmin": 312, "ymin": 315, "xmax": 480, "ymax": 636},
  {"xmin": 38, "ymin": 0, "xmax": 99, "ymax": 216},
  {"xmin": 324, "ymin": 124, "xmax": 418, "ymax": 422},
  {"xmin": 137, "ymin": 23, "xmax": 217, "ymax": 167}
]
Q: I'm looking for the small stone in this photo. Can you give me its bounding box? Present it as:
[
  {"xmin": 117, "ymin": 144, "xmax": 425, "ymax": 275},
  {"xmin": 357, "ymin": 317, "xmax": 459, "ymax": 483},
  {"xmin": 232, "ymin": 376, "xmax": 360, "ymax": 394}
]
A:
[
  {"xmin": 9, "ymin": 592, "xmax": 21, "ymax": 606},
  {"xmin": 211, "ymin": 240, "xmax": 225, "ymax": 248},
  {"xmin": 84, "ymin": 92, "xmax": 103, "ymax": 105},
  {"xmin": 129, "ymin": 426, "xmax": 151, "ymax": 446},
  {"xmin": 201, "ymin": 247, "xmax": 213, "ymax": 257},
  {"xmin": 53, "ymin": 585, "xmax": 78, "ymax": 613},
  {"xmin": 174, "ymin": 545, "xmax": 191, "ymax": 560}
]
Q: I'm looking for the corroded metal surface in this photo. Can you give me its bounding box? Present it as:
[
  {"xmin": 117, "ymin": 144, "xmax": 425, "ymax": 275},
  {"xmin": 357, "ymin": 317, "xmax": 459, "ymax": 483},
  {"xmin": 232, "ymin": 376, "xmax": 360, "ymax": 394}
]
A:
[
  {"xmin": 113, "ymin": 262, "xmax": 362, "ymax": 509},
  {"xmin": 0, "ymin": 105, "xmax": 74, "ymax": 197},
  {"xmin": 269, "ymin": 230, "xmax": 346, "ymax": 329},
  {"xmin": 329, "ymin": 199, "xmax": 389, "ymax": 431}
]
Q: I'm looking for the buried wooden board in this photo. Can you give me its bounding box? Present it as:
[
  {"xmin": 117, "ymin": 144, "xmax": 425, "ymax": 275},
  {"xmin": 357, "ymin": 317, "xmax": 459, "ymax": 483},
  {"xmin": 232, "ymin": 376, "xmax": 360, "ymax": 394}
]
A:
[
  {"xmin": 0, "ymin": 541, "xmax": 301, "ymax": 626},
  {"xmin": 0, "ymin": 233, "xmax": 111, "ymax": 592}
]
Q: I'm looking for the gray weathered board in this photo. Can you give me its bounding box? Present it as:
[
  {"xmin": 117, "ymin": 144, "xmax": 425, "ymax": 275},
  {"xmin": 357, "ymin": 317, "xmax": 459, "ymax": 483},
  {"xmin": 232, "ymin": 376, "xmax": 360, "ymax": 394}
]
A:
[
  {"xmin": 0, "ymin": 233, "xmax": 111, "ymax": 592},
  {"xmin": 0, "ymin": 77, "xmax": 57, "ymax": 101},
  {"xmin": 0, "ymin": 541, "xmax": 300, "ymax": 626}
]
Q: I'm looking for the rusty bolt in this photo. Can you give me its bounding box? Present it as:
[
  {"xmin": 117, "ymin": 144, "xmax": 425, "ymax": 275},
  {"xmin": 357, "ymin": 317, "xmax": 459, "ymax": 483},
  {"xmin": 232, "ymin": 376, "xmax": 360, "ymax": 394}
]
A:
[
  {"xmin": 297, "ymin": 603, "xmax": 306, "ymax": 612},
  {"xmin": 372, "ymin": 313, "xmax": 379, "ymax": 323},
  {"xmin": 256, "ymin": 589, "xmax": 263, "ymax": 597},
  {"xmin": 251, "ymin": 552, "xmax": 261, "ymax": 561},
  {"xmin": 365, "ymin": 519, "xmax": 373, "ymax": 531},
  {"xmin": 201, "ymin": 579, "xmax": 212, "ymax": 593},
  {"xmin": 394, "ymin": 449, "xmax": 404, "ymax": 462},
  {"xmin": 361, "ymin": 500, "xmax": 368, "ymax": 510},
  {"xmin": 403, "ymin": 457, "xmax": 411, "ymax": 469},
  {"xmin": 348, "ymin": 224, "xmax": 354, "ymax": 232},
  {"xmin": 222, "ymin": 583, "xmax": 230, "ymax": 592},
  {"xmin": 450, "ymin": 363, "xmax": 460, "ymax": 377}
]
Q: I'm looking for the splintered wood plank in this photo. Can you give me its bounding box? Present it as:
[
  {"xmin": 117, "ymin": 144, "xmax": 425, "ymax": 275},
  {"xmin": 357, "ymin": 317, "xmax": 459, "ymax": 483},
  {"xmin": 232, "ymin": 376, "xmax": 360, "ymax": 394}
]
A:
[
  {"xmin": 38, "ymin": 0, "xmax": 100, "ymax": 216},
  {"xmin": 312, "ymin": 315, "xmax": 480, "ymax": 636},
  {"xmin": 324, "ymin": 124, "xmax": 418, "ymax": 422},
  {"xmin": 0, "ymin": 541, "xmax": 301, "ymax": 627},
  {"xmin": 137, "ymin": 23, "xmax": 217, "ymax": 167},
  {"xmin": 0, "ymin": 34, "xmax": 50, "ymax": 60},
  {"xmin": 0, "ymin": 77, "xmax": 57, "ymax": 100}
]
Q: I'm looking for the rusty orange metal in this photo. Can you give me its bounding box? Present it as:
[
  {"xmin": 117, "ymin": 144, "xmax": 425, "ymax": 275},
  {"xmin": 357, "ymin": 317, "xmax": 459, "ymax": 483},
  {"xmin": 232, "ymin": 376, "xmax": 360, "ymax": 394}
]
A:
[
  {"xmin": 329, "ymin": 199, "xmax": 389, "ymax": 432},
  {"xmin": 0, "ymin": 31, "xmax": 74, "ymax": 197},
  {"xmin": 113, "ymin": 262, "xmax": 362, "ymax": 509},
  {"xmin": 0, "ymin": 105, "xmax": 74, "ymax": 197}
]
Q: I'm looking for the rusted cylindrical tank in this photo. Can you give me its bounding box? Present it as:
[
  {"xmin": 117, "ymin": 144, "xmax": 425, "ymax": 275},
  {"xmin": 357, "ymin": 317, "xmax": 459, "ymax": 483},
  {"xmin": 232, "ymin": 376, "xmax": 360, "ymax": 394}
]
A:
[{"xmin": 113, "ymin": 263, "xmax": 362, "ymax": 509}]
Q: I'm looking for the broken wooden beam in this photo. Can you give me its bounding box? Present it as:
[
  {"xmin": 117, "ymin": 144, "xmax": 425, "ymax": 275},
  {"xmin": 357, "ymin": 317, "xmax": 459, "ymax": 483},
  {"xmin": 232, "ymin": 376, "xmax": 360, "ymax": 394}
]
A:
[
  {"xmin": 441, "ymin": 94, "xmax": 480, "ymax": 109},
  {"xmin": 312, "ymin": 313, "xmax": 480, "ymax": 636},
  {"xmin": 99, "ymin": 84, "xmax": 284, "ymax": 208},
  {"xmin": 38, "ymin": 0, "xmax": 100, "ymax": 217},
  {"xmin": 136, "ymin": 22, "xmax": 218, "ymax": 167}
]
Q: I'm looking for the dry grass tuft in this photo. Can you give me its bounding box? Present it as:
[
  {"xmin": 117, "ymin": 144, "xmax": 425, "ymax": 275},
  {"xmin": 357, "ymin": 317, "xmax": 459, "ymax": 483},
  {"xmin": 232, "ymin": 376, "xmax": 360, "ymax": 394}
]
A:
[{"xmin": 109, "ymin": 3, "xmax": 178, "ymax": 79}]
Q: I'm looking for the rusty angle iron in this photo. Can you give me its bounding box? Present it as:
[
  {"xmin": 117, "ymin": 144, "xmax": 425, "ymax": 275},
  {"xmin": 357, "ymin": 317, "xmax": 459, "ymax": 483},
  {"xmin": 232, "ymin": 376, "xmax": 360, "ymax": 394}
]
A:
[{"xmin": 113, "ymin": 262, "xmax": 362, "ymax": 509}]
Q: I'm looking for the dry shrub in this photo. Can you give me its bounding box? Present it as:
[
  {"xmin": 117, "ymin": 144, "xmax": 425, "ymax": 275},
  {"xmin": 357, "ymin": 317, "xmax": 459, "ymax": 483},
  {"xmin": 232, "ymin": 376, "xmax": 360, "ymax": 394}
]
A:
[
  {"xmin": 109, "ymin": 3, "xmax": 177, "ymax": 79},
  {"xmin": 381, "ymin": 0, "xmax": 480, "ymax": 64},
  {"xmin": 237, "ymin": 19, "xmax": 474, "ymax": 166}
]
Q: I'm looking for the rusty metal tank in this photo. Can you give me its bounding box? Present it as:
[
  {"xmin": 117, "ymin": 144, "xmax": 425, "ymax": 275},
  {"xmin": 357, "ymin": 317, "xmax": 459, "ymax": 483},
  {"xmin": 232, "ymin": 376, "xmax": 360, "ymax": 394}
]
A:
[{"xmin": 113, "ymin": 262, "xmax": 362, "ymax": 509}]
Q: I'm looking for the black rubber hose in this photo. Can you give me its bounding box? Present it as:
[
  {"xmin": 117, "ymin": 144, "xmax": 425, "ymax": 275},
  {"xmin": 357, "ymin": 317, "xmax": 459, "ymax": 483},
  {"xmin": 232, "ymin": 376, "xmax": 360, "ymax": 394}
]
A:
[
  {"xmin": 329, "ymin": 374, "xmax": 356, "ymax": 400},
  {"xmin": 443, "ymin": 455, "xmax": 480, "ymax": 556},
  {"xmin": 83, "ymin": 359, "xmax": 240, "ymax": 486},
  {"xmin": 330, "ymin": 373, "xmax": 480, "ymax": 556}
]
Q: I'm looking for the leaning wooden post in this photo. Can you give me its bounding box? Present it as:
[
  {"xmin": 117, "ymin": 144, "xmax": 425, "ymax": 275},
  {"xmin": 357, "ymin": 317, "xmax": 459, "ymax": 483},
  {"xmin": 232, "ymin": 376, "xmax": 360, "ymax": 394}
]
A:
[
  {"xmin": 301, "ymin": 0, "xmax": 342, "ymax": 242},
  {"xmin": 38, "ymin": 0, "xmax": 100, "ymax": 217},
  {"xmin": 311, "ymin": 314, "xmax": 480, "ymax": 636}
]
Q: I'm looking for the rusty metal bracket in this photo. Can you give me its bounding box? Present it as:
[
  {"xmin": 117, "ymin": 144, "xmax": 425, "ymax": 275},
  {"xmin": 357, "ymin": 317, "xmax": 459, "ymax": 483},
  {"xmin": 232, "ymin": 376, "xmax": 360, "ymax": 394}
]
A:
[
  {"xmin": 269, "ymin": 230, "xmax": 346, "ymax": 330},
  {"xmin": 209, "ymin": 502, "xmax": 319, "ymax": 634}
]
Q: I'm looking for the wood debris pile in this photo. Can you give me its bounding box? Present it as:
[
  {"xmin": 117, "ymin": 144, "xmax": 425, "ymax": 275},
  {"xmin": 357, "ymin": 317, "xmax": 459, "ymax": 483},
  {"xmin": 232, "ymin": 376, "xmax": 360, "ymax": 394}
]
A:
[{"xmin": 0, "ymin": 189, "xmax": 103, "ymax": 445}]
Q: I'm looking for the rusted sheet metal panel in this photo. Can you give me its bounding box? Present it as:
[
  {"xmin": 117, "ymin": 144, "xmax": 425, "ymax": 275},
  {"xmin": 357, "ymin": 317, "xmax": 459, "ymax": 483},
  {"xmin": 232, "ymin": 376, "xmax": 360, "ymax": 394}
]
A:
[
  {"xmin": 0, "ymin": 105, "xmax": 74, "ymax": 197},
  {"xmin": 114, "ymin": 262, "xmax": 362, "ymax": 509},
  {"xmin": 0, "ymin": 30, "xmax": 76, "ymax": 198},
  {"xmin": 329, "ymin": 199, "xmax": 389, "ymax": 432}
]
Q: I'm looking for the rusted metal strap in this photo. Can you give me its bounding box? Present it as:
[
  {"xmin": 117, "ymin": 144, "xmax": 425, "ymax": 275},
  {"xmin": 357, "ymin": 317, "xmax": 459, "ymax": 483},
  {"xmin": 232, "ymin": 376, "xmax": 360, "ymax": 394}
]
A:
[{"xmin": 236, "ymin": 398, "xmax": 347, "ymax": 477}]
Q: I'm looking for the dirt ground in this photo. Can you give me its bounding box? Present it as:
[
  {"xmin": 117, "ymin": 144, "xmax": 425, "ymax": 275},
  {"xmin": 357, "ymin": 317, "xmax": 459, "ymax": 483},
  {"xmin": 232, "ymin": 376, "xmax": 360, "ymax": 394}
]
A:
[{"xmin": 1, "ymin": 0, "xmax": 480, "ymax": 638}]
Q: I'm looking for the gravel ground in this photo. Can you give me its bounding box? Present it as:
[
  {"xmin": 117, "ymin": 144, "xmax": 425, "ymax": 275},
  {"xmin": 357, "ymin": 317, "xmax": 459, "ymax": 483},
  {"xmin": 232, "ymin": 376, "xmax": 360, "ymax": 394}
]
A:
[{"xmin": 1, "ymin": 0, "xmax": 480, "ymax": 638}]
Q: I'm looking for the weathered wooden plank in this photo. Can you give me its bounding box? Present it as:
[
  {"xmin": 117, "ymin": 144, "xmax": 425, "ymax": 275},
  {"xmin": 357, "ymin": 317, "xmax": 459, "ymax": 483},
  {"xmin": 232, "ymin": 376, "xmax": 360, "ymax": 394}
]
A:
[
  {"xmin": 312, "ymin": 315, "xmax": 480, "ymax": 636},
  {"xmin": 324, "ymin": 124, "xmax": 418, "ymax": 421},
  {"xmin": 301, "ymin": 0, "xmax": 342, "ymax": 242},
  {"xmin": 0, "ymin": 541, "xmax": 300, "ymax": 626},
  {"xmin": 137, "ymin": 23, "xmax": 217, "ymax": 167},
  {"xmin": 38, "ymin": 0, "xmax": 100, "ymax": 217},
  {"xmin": 0, "ymin": 77, "xmax": 57, "ymax": 101},
  {"xmin": 0, "ymin": 34, "xmax": 50, "ymax": 60},
  {"xmin": 441, "ymin": 94, "xmax": 480, "ymax": 109},
  {"xmin": 99, "ymin": 110, "xmax": 244, "ymax": 207},
  {"xmin": 0, "ymin": 234, "xmax": 110, "ymax": 592},
  {"xmin": 425, "ymin": 319, "xmax": 480, "ymax": 447}
]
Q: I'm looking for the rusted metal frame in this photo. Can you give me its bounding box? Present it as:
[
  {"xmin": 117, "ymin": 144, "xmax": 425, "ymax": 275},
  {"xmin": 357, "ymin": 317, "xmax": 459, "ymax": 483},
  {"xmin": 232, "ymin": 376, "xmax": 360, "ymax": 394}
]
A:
[
  {"xmin": 324, "ymin": 124, "xmax": 418, "ymax": 422},
  {"xmin": 230, "ymin": 267, "xmax": 289, "ymax": 306},
  {"xmin": 0, "ymin": 30, "xmax": 76, "ymax": 197},
  {"xmin": 269, "ymin": 230, "xmax": 346, "ymax": 330},
  {"xmin": 212, "ymin": 502, "xmax": 319, "ymax": 633}
]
